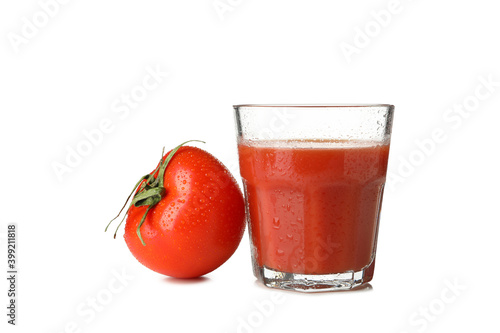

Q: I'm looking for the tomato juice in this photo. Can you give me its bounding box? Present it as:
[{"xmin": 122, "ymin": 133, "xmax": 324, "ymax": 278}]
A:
[{"xmin": 238, "ymin": 140, "xmax": 389, "ymax": 276}]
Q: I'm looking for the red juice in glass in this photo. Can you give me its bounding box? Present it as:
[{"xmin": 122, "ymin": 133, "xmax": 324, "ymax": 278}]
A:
[
  {"xmin": 234, "ymin": 105, "xmax": 394, "ymax": 291},
  {"xmin": 239, "ymin": 140, "xmax": 388, "ymax": 275}
]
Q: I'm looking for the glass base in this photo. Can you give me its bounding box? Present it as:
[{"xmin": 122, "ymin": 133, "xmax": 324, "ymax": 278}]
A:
[{"xmin": 255, "ymin": 259, "xmax": 375, "ymax": 292}]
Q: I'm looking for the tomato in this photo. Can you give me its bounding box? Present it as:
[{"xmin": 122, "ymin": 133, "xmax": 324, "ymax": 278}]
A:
[{"xmin": 112, "ymin": 143, "xmax": 245, "ymax": 278}]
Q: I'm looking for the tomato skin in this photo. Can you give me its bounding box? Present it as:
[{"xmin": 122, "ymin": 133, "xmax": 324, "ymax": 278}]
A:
[{"xmin": 124, "ymin": 146, "xmax": 245, "ymax": 278}]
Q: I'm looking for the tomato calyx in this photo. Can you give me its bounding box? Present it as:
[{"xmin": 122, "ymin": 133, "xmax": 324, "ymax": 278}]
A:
[{"xmin": 105, "ymin": 140, "xmax": 205, "ymax": 246}]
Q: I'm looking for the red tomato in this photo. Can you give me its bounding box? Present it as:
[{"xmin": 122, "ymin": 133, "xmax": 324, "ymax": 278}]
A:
[{"xmin": 123, "ymin": 146, "xmax": 245, "ymax": 278}]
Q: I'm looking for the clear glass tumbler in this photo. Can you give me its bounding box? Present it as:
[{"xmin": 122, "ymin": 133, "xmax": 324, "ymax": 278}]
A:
[{"xmin": 233, "ymin": 104, "xmax": 394, "ymax": 292}]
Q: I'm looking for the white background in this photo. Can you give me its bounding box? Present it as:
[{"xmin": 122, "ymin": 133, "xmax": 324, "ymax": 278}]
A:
[{"xmin": 1, "ymin": 0, "xmax": 499, "ymax": 332}]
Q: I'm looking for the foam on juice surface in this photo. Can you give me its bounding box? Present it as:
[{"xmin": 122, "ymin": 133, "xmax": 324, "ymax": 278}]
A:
[{"xmin": 239, "ymin": 139, "xmax": 388, "ymax": 149}]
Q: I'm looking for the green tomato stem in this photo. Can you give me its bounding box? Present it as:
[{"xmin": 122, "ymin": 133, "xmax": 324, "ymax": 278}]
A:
[{"xmin": 105, "ymin": 140, "xmax": 205, "ymax": 246}]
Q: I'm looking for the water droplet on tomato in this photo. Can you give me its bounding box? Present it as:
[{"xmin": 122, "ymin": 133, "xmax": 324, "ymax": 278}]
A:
[
  {"xmin": 272, "ymin": 217, "xmax": 280, "ymax": 229},
  {"xmin": 276, "ymin": 249, "xmax": 285, "ymax": 256}
]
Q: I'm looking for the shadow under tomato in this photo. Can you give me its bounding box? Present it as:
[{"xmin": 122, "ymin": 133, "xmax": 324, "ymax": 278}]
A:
[{"xmin": 163, "ymin": 276, "xmax": 211, "ymax": 285}]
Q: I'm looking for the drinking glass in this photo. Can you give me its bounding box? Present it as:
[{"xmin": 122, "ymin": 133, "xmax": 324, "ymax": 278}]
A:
[{"xmin": 233, "ymin": 104, "xmax": 394, "ymax": 292}]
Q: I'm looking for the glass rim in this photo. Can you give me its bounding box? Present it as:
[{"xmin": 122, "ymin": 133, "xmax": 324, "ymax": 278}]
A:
[{"xmin": 233, "ymin": 104, "xmax": 394, "ymax": 109}]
